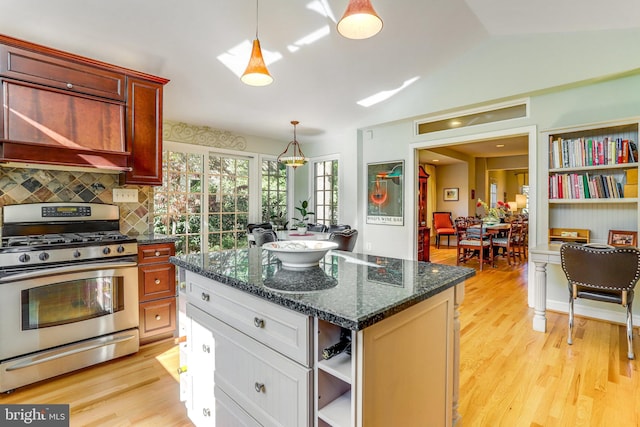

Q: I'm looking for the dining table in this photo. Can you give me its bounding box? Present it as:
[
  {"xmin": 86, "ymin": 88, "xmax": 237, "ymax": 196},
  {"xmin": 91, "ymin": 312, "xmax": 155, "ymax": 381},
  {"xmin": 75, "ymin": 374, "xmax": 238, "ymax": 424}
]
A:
[{"xmin": 276, "ymin": 230, "xmax": 330, "ymax": 241}]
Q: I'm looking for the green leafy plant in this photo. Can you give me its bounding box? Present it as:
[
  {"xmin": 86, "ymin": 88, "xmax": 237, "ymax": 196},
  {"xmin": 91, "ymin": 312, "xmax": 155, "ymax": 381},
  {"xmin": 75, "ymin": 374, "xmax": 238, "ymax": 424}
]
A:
[
  {"xmin": 293, "ymin": 199, "xmax": 315, "ymax": 226},
  {"xmin": 269, "ymin": 211, "xmax": 289, "ymax": 230}
]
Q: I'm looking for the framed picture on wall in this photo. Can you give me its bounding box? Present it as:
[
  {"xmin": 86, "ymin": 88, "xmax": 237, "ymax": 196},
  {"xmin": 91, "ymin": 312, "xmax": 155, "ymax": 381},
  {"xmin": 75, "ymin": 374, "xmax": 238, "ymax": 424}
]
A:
[
  {"xmin": 443, "ymin": 187, "xmax": 459, "ymax": 201},
  {"xmin": 366, "ymin": 161, "xmax": 404, "ymax": 226},
  {"xmin": 608, "ymin": 230, "xmax": 637, "ymax": 247}
]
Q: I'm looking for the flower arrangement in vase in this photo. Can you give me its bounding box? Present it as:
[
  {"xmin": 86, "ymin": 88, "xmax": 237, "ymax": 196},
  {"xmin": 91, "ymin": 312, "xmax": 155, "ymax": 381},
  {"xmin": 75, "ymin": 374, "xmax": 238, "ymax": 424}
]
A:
[{"xmin": 476, "ymin": 199, "xmax": 510, "ymax": 224}]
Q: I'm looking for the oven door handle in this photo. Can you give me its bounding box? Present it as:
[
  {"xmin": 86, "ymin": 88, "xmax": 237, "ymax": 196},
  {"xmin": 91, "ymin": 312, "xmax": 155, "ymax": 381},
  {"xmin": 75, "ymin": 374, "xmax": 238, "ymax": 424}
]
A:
[{"xmin": 0, "ymin": 261, "xmax": 138, "ymax": 283}]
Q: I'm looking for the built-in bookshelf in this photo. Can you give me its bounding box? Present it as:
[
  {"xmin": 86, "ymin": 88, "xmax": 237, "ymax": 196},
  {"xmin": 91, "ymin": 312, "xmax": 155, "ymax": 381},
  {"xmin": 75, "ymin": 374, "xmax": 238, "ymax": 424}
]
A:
[{"xmin": 543, "ymin": 118, "xmax": 640, "ymax": 243}]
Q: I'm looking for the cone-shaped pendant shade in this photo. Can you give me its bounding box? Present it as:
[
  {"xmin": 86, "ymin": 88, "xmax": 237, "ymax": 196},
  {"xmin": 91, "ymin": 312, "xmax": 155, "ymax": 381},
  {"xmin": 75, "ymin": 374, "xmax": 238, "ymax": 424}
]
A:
[
  {"xmin": 337, "ymin": 0, "xmax": 383, "ymax": 40},
  {"xmin": 241, "ymin": 39, "xmax": 273, "ymax": 86}
]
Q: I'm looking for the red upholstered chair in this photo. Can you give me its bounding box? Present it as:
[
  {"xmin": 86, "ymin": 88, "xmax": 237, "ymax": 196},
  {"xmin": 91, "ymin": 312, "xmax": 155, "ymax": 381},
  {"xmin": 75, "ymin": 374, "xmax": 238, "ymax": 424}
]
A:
[{"xmin": 433, "ymin": 212, "xmax": 456, "ymax": 248}]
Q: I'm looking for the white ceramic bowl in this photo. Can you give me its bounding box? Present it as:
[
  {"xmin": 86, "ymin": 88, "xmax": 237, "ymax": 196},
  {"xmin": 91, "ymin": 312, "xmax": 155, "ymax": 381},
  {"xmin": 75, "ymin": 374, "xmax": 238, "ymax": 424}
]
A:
[{"xmin": 262, "ymin": 240, "xmax": 339, "ymax": 269}]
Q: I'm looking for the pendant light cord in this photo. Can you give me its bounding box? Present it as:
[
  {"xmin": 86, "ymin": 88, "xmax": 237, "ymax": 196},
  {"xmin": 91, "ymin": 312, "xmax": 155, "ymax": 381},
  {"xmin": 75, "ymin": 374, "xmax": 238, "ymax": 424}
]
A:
[{"xmin": 255, "ymin": 0, "xmax": 259, "ymax": 39}]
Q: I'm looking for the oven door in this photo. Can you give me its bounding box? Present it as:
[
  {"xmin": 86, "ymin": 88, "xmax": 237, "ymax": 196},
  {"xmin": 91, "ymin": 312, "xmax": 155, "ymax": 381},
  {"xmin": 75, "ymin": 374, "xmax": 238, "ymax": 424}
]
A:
[{"xmin": 0, "ymin": 261, "xmax": 138, "ymax": 361}]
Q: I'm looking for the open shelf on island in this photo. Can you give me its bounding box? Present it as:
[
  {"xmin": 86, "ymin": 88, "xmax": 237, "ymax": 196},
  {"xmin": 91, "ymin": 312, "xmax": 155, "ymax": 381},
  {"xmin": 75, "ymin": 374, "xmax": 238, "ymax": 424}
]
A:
[{"xmin": 318, "ymin": 390, "xmax": 351, "ymax": 427}]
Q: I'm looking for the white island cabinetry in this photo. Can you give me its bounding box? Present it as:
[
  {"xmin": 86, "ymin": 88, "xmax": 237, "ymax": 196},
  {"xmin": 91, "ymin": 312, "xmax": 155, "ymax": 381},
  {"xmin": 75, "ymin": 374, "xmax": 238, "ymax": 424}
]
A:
[{"xmin": 179, "ymin": 269, "xmax": 458, "ymax": 427}]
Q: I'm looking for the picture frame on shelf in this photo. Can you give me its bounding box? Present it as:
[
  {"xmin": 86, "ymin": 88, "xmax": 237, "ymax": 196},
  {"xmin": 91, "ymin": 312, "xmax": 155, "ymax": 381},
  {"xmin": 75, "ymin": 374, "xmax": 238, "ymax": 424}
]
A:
[
  {"xmin": 443, "ymin": 188, "xmax": 459, "ymax": 201},
  {"xmin": 607, "ymin": 230, "xmax": 638, "ymax": 247}
]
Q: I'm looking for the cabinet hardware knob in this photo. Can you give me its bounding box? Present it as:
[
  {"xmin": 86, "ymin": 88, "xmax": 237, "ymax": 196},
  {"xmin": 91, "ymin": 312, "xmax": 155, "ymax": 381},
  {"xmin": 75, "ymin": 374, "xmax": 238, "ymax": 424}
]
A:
[
  {"xmin": 254, "ymin": 382, "xmax": 265, "ymax": 393},
  {"xmin": 66, "ymin": 83, "xmax": 73, "ymax": 89},
  {"xmin": 155, "ymin": 278, "xmax": 161, "ymax": 285},
  {"xmin": 201, "ymin": 293, "xmax": 210, "ymax": 301},
  {"xmin": 176, "ymin": 365, "xmax": 187, "ymax": 374},
  {"xmin": 155, "ymin": 314, "xmax": 161, "ymax": 320},
  {"xmin": 179, "ymin": 282, "xmax": 186, "ymax": 290},
  {"xmin": 202, "ymin": 344, "xmax": 210, "ymax": 353},
  {"xmin": 203, "ymin": 408, "xmax": 211, "ymax": 417},
  {"xmin": 253, "ymin": 317, "xmax": 265, "ymax": 328},
  {"xmin": 155, "ymin": 251, "xmax": 161, "ymax": 257}
]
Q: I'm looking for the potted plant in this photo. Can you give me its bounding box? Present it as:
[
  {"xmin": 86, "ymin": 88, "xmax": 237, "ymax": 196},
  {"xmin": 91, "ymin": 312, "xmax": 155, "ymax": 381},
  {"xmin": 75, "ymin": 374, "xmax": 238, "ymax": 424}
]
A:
[
  {"xmin": 269, "ymin": 211, "xmax": 289, "ymax": 231},
  {"xmin": 293, "ymin": 199, "xmax": 314, "ymax": 234}
]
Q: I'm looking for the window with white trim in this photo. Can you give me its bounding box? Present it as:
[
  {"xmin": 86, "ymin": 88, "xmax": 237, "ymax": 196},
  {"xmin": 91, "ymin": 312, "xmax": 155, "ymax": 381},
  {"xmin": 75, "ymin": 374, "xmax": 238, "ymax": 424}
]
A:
[{"xmin": 314, "ymin": 159, "xmax": 339, "ymax": 225}]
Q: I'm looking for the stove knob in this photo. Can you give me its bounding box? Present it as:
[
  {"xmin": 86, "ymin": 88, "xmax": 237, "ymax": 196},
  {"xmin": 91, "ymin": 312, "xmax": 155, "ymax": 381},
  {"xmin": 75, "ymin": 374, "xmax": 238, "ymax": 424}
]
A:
[
  {"xmin": 39, "ymin": 252, "xmax": 50, "ymax": 261},
  {"xmin": 19, "ymin": 253, "xmax": 31, "ymax": 263},
  {"xmin": 117, "ymin": 245, "xmax": 125, "ymax": 253},
  {"xmin": 103, "ymin": 247, "xmax": 112, "ymax": 255},
  {"xmin": 73, "ymin": 250, "xmax": 82, "ymax": 258}
]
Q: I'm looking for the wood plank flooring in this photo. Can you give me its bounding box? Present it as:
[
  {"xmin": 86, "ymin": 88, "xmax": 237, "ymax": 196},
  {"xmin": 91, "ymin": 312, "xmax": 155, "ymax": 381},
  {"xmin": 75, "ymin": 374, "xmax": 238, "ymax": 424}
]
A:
[{"xmin": 2, "ymin": 245, "xmax": 638, "ymax": 426}]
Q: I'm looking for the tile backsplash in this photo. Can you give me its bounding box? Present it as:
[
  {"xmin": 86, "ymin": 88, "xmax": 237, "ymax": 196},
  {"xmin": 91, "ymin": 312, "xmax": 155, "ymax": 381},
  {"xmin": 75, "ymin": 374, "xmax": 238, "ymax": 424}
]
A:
[{"xmin": 0, "ymin": 166, "xmax": 152, "ymax": 235}]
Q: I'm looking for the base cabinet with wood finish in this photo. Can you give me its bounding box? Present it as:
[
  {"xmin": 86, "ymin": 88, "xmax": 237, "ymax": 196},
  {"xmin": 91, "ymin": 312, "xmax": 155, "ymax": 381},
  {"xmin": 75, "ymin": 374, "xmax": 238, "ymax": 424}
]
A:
[
  {"xmin": 179, "ymin": 270, "xmax": 457, "ymax": 427},
  {"xmin": 138, "ymin": 242, "xmax": 176, "ymax": 345}
]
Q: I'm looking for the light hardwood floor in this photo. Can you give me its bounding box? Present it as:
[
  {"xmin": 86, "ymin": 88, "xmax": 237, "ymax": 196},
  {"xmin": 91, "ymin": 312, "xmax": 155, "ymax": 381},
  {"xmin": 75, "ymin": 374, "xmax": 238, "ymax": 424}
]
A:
[{"xmin": 2, "ymin": 245, "xmax": 639, "ymax": 426}]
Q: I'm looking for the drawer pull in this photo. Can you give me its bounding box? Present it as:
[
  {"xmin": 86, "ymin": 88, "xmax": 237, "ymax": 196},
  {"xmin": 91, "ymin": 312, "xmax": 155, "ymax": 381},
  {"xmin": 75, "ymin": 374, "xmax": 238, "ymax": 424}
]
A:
[
  {"xmin": 66, "ymin": 83, "xmax": 73, "ymax": 89},
  {"xmin": 176, "ymin": 365, "xmax": 187, "ymax": 374},
  {"xmin": 253, "ymin": 317, "xmax": 265, "ymax": 328},
  {"xmin": 203, "ymin": 408, "xmax": 211, "ymax": 417},
  {"xmin": 155, "ymin": 278, "xmax": 161, "ymax": 285},
  {"xmin": 201, "ymin": 293, "xmax": 210, "ymax": 302},
  {"xmin": 155, "ymin": 314, "xmax": 161, "ymax": 320},
  {"xmin": 202, "ymin": 344, "xmax": 210, "ymax": 353},
  {"xmin": 155, "ymin": 251, "xmax": 161, "ymax": 257},
  {"xmin": 254, "ymin": 382, "xmax": 265, "ymax": 393}
]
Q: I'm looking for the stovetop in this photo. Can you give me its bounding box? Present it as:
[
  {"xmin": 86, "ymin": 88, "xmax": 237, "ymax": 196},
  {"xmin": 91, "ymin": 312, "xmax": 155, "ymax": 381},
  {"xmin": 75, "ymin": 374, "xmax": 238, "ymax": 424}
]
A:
[{"xmin": 0, "ymin": 202, "xmax": 138, "ymax": 270}]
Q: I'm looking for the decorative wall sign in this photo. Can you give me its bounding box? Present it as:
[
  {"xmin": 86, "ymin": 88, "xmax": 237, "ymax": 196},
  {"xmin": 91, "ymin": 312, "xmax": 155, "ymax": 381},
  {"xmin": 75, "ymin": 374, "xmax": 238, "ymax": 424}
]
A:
[
  {"xmin": 367, "ymin": 161, "xmax": 403, "ymax": 225},
  {"xmin": 444, "ymin": 187, "xmax": 459, "ymax": 201}
]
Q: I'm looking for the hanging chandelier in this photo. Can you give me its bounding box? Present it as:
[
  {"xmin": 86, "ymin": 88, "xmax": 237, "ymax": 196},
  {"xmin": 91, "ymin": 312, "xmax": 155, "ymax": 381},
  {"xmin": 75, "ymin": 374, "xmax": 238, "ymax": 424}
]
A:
[
  {"xmin": 277, "ymin": 121, "xmax": 308, "ymax": 168},
  {"xmin": 241, "ymin": 0, "xmax": 273, "ymax": 86},
  {"xmin": 337, "ymin": 0, "xmax": 383, "ymax": 40}
]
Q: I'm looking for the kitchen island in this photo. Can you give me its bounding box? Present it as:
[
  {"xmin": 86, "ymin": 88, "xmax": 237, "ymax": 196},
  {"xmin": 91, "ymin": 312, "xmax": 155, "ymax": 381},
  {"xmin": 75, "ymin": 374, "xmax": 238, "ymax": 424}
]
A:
[{"xmin": 171, "ymin": 248, "xmax": 474, "ymax": 427}]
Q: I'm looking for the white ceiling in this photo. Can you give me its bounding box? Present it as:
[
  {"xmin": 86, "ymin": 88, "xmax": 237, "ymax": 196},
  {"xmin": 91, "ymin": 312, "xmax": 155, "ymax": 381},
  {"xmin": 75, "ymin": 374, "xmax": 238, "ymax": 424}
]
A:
[{"xmin": 2, "ymin": 0, "xmax": 640, "ymax": 145}]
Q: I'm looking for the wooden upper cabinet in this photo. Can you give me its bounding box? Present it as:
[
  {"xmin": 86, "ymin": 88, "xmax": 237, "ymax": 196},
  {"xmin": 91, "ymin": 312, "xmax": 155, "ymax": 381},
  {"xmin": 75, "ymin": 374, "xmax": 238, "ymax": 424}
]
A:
[
  {"xmin": 0, "ymin": 44, "xmax": 125, "ymax": 101},
  {"xmin": 0, "ymin": 34, "xmax": 169, "ymax": 183},
  {"xmin": 125, "ymin": 78, "xmax": 164, "ymax": 185}
]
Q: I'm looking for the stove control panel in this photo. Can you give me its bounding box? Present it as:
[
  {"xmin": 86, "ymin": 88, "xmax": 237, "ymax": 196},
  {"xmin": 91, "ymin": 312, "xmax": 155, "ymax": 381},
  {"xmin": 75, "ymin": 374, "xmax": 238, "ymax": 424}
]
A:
[{"xmin": 0, "ymin": 242, "xmax": 138, "ymax": 268}]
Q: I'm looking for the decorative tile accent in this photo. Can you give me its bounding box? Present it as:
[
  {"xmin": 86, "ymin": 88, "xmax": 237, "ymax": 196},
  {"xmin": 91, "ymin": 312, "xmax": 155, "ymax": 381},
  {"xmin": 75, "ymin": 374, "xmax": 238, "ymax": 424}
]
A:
[
  {"xmin": 163, "ymin": 120, "xmax": 247, "ymax": 150},
  {"xmin": 0, "ymin": 166, "xmax": 152, "ymax": 236}
]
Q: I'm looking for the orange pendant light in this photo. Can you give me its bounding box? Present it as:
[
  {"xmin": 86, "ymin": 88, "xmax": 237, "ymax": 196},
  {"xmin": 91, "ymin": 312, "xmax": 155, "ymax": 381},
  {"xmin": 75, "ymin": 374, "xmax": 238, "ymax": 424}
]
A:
[
  {"xmin": 337, "ymin": 0, "xmax": 383, "ymax": 40},
  {"xmin": 241, "ymin": 0, "xmax": 273, "ymax": 86}
]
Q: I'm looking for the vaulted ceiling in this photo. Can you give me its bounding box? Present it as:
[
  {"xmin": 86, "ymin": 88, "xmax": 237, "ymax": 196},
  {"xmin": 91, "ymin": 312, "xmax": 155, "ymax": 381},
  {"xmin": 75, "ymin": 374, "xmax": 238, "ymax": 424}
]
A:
[{"xmin": 3, "ymin": 0, "xmax": 640, "ymax": 145}]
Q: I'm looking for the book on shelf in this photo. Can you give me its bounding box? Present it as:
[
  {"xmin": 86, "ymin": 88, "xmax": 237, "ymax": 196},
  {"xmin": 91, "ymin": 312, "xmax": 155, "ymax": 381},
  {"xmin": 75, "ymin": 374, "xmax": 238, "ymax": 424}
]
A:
[
  {"xmin": 549, "ymin": 135, "xmax": 637, "ymax": 169},
  {"xmin": 548, "ymin": 172, "xmax": 626, "ymax": 199}
]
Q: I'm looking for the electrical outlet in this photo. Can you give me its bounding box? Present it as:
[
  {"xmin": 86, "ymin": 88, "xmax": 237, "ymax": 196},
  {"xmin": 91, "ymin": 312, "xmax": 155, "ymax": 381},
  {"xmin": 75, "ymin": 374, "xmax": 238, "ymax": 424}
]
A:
[
  {"xmin": 365, "ymin": 242, "xmax": 372, "ymax": 251},
  {"xmin": 113, "ymin": 188, "xmax": 138, "ymax": 203}
]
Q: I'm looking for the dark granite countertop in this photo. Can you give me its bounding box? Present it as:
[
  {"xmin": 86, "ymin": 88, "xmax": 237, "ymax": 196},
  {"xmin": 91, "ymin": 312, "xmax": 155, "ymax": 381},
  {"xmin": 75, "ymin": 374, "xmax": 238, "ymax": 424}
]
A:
[
  {"xmin": 134, "ymin": 234, "xmax": 179, "ymax": 245},
  {"xmin": 170, "ymin": 248, "xmax": 475, "ymax": 331}
]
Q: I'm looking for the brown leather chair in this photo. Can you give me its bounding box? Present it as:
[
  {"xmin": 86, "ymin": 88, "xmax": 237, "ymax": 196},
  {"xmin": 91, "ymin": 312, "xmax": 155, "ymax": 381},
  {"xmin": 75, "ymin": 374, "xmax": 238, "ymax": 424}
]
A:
[
  {"xmin": 252, "ymin": 228, "xmax": 278, "ymax": 247},
  {"xmin": 560, "ymin": 243, "xmax": 640, "ymax": 359},
  {"xmin": 433, "ymin": 212, "xmax": 456, "ymax": 248},
  {"xmin": 307, "ymin": 223, "xmax": 329, "ymax": 232},
  {"xmin": 329, "ymin": 229, "xmax": 358, "ymax": 252}
]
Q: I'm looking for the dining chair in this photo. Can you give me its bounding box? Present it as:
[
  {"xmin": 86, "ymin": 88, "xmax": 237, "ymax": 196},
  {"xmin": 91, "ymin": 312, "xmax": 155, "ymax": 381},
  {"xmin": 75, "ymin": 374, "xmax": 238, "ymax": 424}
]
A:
[
  {"xmin": 491, "ymin": 224, "xmax": 515, "ymax": 266},
  {"xmin": 253, "ymin": 228, "xmax": 278, "ymax": 247},
  {"xmin": 433, "ymin": 212, "xmax": 456, "ymax": 249},
  {"xmin": 247, "ymin": 222, "xmax": 273, "ymax": 247},
  {"xmin": 329, "ymin": 229, "xmax": 358, "ymax": 252},
  {"xmin": 560, "ymin": 242, "xmax": 640, "ymax": 359},
  {"xmin": 328, "ymin": 224, "xmax": 351, "ymax": 233},
  {"xmin": 307, "ymin": 223, "xmax": 329, "ymax": 232},
  {"xmin": 456, "ymin": 225, "xmax": 493, "ymax": 271}
]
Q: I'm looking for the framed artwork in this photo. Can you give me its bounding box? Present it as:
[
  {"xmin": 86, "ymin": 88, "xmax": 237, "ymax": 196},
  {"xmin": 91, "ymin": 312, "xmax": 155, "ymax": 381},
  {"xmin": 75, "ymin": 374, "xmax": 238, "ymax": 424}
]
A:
[
  {"xmin": 366, "ymin": 161, "xmax": 404, "ymax": 226},
  {"xmin": 607, "ymin": 230, "xmax": 638, "ymax": 247},
  {"xmin": 444, "ymin": 187, "xmax": 459, "ymax": 201}
]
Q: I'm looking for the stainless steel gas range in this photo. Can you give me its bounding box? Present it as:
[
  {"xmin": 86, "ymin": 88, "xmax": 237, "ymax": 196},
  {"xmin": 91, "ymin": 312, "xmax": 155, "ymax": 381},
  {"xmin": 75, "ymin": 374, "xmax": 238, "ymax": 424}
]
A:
[{"xmin": 0, "ymin": 202, "xmax": 139, "ymax": 393}]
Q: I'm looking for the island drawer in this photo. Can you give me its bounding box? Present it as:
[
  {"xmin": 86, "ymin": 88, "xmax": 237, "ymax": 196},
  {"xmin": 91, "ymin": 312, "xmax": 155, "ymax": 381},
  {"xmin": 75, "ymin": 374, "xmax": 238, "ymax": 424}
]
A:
[
  {"xmin": 185, "ymin": 271, "xmax": 312, "ymax": 366},
  {"xmin": 206, "ymin": 309, "xmax": 312, "ymax": 427}
]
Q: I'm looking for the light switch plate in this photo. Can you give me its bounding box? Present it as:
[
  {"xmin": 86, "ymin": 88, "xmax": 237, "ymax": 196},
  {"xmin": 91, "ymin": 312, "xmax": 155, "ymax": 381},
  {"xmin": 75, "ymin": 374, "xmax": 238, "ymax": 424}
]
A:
[{"xmin": 113, "ymin": 188, "xmax": 138, "ymax": 203}]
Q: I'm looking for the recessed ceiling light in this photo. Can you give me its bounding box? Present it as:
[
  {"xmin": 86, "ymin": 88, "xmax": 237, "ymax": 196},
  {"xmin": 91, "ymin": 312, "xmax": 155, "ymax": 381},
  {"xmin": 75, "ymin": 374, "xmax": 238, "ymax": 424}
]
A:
[
  {"xmin": 450, "ymin": 120, "xmax": 462, "ymax": 127},
  {"xmin": 496, "ymin": 144, "xmax": 505, "ymax": 148},
  {"xmin": 432, "ymin": 159, "xmax": 439, "ymax": 162}
]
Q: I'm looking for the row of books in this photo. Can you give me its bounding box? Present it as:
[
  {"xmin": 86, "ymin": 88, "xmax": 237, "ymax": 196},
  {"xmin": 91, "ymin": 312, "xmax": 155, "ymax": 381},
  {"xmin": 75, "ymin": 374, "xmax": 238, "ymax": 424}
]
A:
[
  {"xmin": 549, "ymin": 173, "xmax": 626, "ymax": 199},
  {"xmin": 549, "ymin": 136, "xmax": 637, "ymax": 169}
]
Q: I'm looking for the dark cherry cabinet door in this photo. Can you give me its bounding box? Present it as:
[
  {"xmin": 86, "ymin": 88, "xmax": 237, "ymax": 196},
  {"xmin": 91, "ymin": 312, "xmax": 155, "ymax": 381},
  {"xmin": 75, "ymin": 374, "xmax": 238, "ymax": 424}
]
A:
[{"xmin": 125, "ymin": 77, "xmax": 164, "ymax": 185}]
